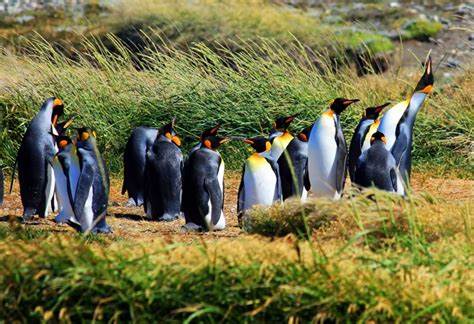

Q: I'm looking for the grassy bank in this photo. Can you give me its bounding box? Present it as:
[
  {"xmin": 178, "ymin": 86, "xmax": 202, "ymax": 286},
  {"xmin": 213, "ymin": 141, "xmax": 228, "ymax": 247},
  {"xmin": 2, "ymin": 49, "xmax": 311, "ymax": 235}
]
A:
[
  {"xmin": 0, "ymin": 38, "xmax": 472, "ymax": 177},
  {"xmin": 0, "ymin": 189, "xmax": 472, "ymax": 322}
]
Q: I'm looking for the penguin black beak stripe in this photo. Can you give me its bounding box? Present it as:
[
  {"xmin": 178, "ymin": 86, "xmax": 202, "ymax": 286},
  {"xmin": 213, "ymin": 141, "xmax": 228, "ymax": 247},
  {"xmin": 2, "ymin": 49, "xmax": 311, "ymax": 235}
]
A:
[
  {"xmin": 375, "ymin": 102, "xmax": 391, "ymax": 113},
  {"xmin": 343, "ymin": 99, "xmax": 360, "ymax": 105}
]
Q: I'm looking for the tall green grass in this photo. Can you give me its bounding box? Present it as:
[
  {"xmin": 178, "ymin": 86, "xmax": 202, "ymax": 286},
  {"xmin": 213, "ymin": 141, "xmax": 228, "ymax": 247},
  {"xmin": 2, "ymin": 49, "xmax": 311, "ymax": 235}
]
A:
[{"xmin": 0, "ymin": 37, "xmax": 472, "ymax": 177}]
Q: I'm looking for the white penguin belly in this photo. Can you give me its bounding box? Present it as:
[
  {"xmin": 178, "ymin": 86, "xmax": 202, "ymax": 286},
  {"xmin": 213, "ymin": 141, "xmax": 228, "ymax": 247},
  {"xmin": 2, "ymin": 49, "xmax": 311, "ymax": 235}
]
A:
[
  {"xmin": 205, "ymin": 160, "xmax": 226, "ymax": 230},
  {"xmin": 243, "ymin": 162, "xmax": 276, "ymax": 211},
  {"xmin": 308, "ymin": 115, "xmax": 338, "ymax": 198},
  {"xmin": 52, "ymin": 162, "xmax": 74, "ymax": 223},
  {"xmin": 270, "ymin": 133, "xmax": 294, "ymax": 160},
  {"xmin": 83, "ymin": 186, "xmax": 94, "ymax": 232},
  {"xmin": 45, "ymin": 165, "xmax": 56, "ymax": 216},
  {"xmin": 378, "ymin": 100, "xmax": 409, "ymax": 151}
]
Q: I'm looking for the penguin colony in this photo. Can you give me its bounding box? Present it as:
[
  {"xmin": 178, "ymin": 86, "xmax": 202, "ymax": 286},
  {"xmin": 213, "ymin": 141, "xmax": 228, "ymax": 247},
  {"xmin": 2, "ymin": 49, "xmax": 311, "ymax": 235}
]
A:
[{"xmin": 2, "ymin": 56, "xmax": 433, "ymax": 233}]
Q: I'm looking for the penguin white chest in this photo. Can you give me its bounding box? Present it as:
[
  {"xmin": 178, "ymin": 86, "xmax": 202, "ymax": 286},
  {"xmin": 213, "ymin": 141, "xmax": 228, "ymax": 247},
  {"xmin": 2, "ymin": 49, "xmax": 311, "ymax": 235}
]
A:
[
  {"xmin": 378, "ymin": 100, "xmax": 409, "ymax": 151},
  {"xmin": 307, "ymin": 114, "xmax": 339, "ymax": 197},
  {"xmin": 270, "ymin": 132, "xmax": 294, "ymax": 160},
  {"xmin": 243, "ymin": 156, "xmax": 276, "ymax": 211},
  {"xmin": 205, "ymin": 160, "xmax": 226, "ymax": 230}
]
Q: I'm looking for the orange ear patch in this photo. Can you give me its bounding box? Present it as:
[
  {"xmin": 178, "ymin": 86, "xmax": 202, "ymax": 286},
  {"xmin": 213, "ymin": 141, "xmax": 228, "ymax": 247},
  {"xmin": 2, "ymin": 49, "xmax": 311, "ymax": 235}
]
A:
[
  {"xmin": 420, "ymin": 85, "xmax": 433, "ymax": 94},
  {"xmin": 265, "ymin": 141, "xmax": 271, "ymax": 151},
  {"xmin": 172, "ymin": 135, "xmax": 181, "ymax": 146},
  {"xmin": 204, "ymin": 139, "xmax": 212, "ymax": 149},
  {"xmin": 58, "ymin": 140, "xmax": 68, "ymax": 148},
  {"xmin": 80, "ymin": 132, "xmax": 90, "ymax": 141},
  {"xmin": 298, "ymin": 133, "xmax": 308, "ymax": 142},
  {"xmin": 53, "ymin": 98, "xmax": 63, "ymax": 107}
]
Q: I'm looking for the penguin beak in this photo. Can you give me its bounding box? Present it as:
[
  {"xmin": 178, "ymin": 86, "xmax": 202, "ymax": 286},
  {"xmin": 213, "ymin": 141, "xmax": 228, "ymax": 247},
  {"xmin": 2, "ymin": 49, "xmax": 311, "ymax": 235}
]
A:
[
  {"xmin": 209, "ymin": 124, "xmax": 221, "ymax": 136},
  {"xmin": 415, "ymin": 55, "xmax": 434, "ymax": 94},
  {"xmin": 219, "ymin": 138, "xmax": 231, "ymax": 145},
  {"xmin": 343, "ymin": 99, "xmax": 359, "ymax": 106},
  {"xmin": 243, "ymin": 139, "xmax": 254, "ymax": 145},
  {"xmin": 375, "ymin": 102, "xmax": 391, "ymax": 114}
]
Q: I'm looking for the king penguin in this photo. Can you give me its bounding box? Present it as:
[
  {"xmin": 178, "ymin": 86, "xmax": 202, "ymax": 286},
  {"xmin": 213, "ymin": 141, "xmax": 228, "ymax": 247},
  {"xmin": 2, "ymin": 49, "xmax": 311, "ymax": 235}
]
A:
[
  {"xmin": 307, "ymin": 98, "xmax": 359, "ymax": 199},
  {"xmin": 269, "ymin": 115, "xmax": 297, "ymax": 160},
  {"xmin": 122, "ymin": 126, "xmax": 158, "ymax": 206},
  {"xmin": 391, "ymin": 57, "xmax": 434, "ymax": 184},
  {"xmin": 348, "ymin": 102, "xmax": 390, "ymax": 182},
  {"xmin": 237, "ymin": 137, "xmax": 282, "ymax": 220},
  {"xmin": 354, "ymin": 131, "xmax": 401, "ymax": 193},
  {"xmin": 189, "ymin": 124, "xmax": 221, "ymax": 155},
  {"xmin": 52, "ymin": 135, "xmax": 81, "ymax": 224},
  {"xmin": 278, "ymin": 125, "xmax": 312, "ymax": 200},
  {"xmin": 0, "ymin": 167, "xmax": 3, "ymax": 206},
  {"xmin": 73, "ymin": 128, "xmax": 111, "ymax": 233},
  {"xmin": 17, "ymin": 97, "xmax": 64, "ymax": 220},
  {"xmin": 144, "ymin": 119, "xmax": 183, "ymax": 221},
  {"xmin": 182, "ymin": 133, "xmax": 229, "ymax": 231}
]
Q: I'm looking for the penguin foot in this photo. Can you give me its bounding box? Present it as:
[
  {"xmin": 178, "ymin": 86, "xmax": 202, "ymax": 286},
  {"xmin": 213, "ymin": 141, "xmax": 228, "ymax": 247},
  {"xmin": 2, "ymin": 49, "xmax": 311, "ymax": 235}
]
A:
[
  {"xmin": 126, "ymin": 198, "xmax": 142, "ymax": 207},
  {"xmin": 91, "ymin": 225, "xmax": 113, "ymax": 234},
  {"xmin": 181, "ymin": 223, "xmax": 204, "ymax": 232},
  {"xmin": 158, "ymin": 214, "xmax": 179, "ymax": 222}
]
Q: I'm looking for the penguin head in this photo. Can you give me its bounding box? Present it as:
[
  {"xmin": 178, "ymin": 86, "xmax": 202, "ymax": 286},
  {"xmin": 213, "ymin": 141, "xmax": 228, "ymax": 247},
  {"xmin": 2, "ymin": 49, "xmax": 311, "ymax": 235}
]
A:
[
  {"xmin": 370, "ymin": 131, "xmax": 387, "ymax": 145},
  {"xmin": 244, "ymin": 136, "xmax": 271, "ymax": 153},
  {"xmin": 160, "ymin": 118, "xmax": 181, "ymax": 147},
  {"xmin": 76, "ymin": 127, "xmax": 97, "ymax": 146},
  {"xmin": 364, "ymin": 102, "xmax": 390, "ymax": 120},
  {"xmin": 273, "ymin": 115, "xmax": 297, "ymax": 132},
  {"xmin": 297, "ymin": 125, "xmax": 312, "ymax": 142},
  {"xmin": 51, "ymin": 98, "xmax": 64, "ymax": 127},
  {"xmin": 330, "ymin": 98, "xmax": 359, "ymax": 114},
  {"xmin": 200, "ymin": 124, "xmax": 221, "ymax": 140},
  {"xmin": 414, "ymin": 55, "xmax": 434, "ymax": 94},
  {"xmin": 55, "ymin": 135, "xmax": 72, "ymax": 151},
  {"xmin": 202, "ymin": 135, "xmax": 230, "ymax": 150}
]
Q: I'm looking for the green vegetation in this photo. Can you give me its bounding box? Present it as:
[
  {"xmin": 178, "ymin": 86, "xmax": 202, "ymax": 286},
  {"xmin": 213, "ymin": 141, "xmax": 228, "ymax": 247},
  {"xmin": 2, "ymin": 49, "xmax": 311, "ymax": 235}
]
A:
[
  {"xmin": 0, "ymin": 38, "xmax": 472, "ymax": 177},
  {"xmin": 0, "ymin": 190, "xmax": 472, "ymax": 322},
  {"xmin": 402, "ymin": 19, "xmax": 443, "ymax": 41}
]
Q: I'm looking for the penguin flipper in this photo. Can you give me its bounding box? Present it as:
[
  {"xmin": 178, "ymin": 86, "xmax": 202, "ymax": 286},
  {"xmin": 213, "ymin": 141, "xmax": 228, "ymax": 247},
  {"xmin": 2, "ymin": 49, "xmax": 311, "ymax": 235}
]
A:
[
  {"xmin": 266, "ymin": 157, "xmax": 282, "ymax": 201},
  {"xmin": 335, "ymin": 125, "xmax": 348, "ymax": 194},
  {"xmin": 237, "ymin": 166, "xmax": 245, "ymax": 223},
  {"xmin": 73, "ymin": 155, "xmax": 95, "ymax": 230},
  {"xmin": 391, "ymin": 131, "xmax": 410, "ymax": 180},
  {"xmin": 204, "ymin": 178, "xmax": 223, "ymax": 226},
  {"xmin": 390, "ymin": 168, "xmax": 398, "ymax": 193},
  {"xmin": 303, "ymin": 159, "xmax": 311, "ymax": 192}
]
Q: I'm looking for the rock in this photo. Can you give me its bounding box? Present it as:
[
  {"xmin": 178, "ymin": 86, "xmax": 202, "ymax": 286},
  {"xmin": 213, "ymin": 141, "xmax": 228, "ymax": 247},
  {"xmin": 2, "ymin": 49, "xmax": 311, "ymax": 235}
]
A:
[
  {"xmin": 445, "ymin": 58, "xmax": 461, "ymax": 69},
  {"xmin": 469, "ymin": 34, "xmax": 474, "ymax": 41}
]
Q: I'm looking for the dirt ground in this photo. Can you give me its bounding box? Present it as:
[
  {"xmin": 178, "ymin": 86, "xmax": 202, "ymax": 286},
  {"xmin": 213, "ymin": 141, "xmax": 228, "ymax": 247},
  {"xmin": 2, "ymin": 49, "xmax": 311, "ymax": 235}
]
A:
[{"xmin": 1, "ymin": 172, "xmax": 472, "ymax": 243}]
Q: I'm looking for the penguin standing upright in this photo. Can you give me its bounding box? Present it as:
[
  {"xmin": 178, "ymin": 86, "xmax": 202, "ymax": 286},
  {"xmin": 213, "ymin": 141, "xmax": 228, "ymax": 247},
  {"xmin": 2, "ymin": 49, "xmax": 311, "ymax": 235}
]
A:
[
  {"xmin": 73, "ymin": 128, "xmax": 111, "ymax": 233},
  {"xmin": 189, "ymin": 124, "xmax": 221, "ymax": 155},
  {"xmin": 348, "ymin": 103, "xmax": 390, "ymax": 182},
  {"xmin": 354, "ymin": 131, "xmax": 401, "ymax": 193},
  {"xmin": 144, "ymin": 120, "xmax": 183, "ymax": 221},
  {"xmin": 17, "ymin": 97, "xmax": 64, "ymax": 220},
  {"xmin": 122, "ymin": 126, "xmax": 158, "ymax": 206},
  {"xmin": 391, "ymin": 57, "xmax": 434, "ymax": 184},
  {"xmin": 182, "ymin": 133, "xmax": 229, "ymax": 231},
  {"xmin": 0, "ymin": 167, "xmax": 3, "ymax": 206},
  {"xmin": 237, "ymin": 137, "xmax": 282, "ymax": 219},
  {"xmin": 278, "ymin": 125, "xmax": 312, "ymax": 200},
  {"xmin": 269, "ymin": 115, "xmax": 297, "ymax": 160},
  {"xmin": 307, "ymin": 98, "xmax": 359, "ymax": 199},
  {"xmin": 52, "ymin": 135, "xmax": 81, "ymax": 224}
]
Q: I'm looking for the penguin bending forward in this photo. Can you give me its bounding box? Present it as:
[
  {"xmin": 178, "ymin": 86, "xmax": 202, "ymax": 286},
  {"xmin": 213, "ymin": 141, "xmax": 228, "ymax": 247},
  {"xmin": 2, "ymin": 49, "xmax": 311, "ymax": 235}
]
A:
[
  {"xmin": 144, "ymin": 120, "xmax": 183, "ymax": 221},
  {"xmin": 308, "ymin": 98, "xmax": 359, "ymax": 199},
  {"xmin": 52, "ymin": 135, "xmax": 81, "ymax": 224},
  {"xmin": 73, "ymin": 128, "xmax": 111, "ymax": 233},
  {"xmin": 269, "ymin": 115, "xmax": 297, "ymax": 160},
  {"xmin": 182, "ymin": 134, "xmax": 229, "ymax": 231},
  {"xmin": 237, "ymin": 137, "xmax": 282, "ymax": 221},
  {"xmin": 278, "ymin": 125, "xmax": 312, "ymax": 200},
  {"xmin": 354, "ymin": 131, "xmax": 401, "ymax": 193},
  {"xmin": 18, "ymin": 97, "xmax": 64, "ymax": 220},
  {"xmin": 348, "ymin": 102, "xmax": 390, "ymax": 182},
  {"xmin": 122, "ymin": 126, "xmax": 158, "ymax": 206}
]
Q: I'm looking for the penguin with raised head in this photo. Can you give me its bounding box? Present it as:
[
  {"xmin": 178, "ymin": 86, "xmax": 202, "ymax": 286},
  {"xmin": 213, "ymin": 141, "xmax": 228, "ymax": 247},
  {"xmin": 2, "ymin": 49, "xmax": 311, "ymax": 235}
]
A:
[
  {"xmin": 308, "ymin": 98, "xmax": 359, "ymax": 199},
  {"xmin": 237, "ymin": 137, "xmax": 282, "ymax": 220},
  {"xmin": 182, "ymin": 133, "xmax": 229, "ymax": 231},
  {"xmin": 348, "ymin": 102, "xmax": 390, "ymax": 182},
  {"xmin": 278, "ymin": 125, "xmax": 312, "ymax": 200},
  {"xmin": 52, "ymin": 135, "xmax": 81, "ymax": 224},
  {"xmin": 354, "ymin": 131, "xmax": 401, "ymax": 193},
  {"xmin": 73, "ymin": 128, "xmax": 111, "ymax": 233},
  {"xmin": 269, "ymin": 115, "xmax": 297, "ymax": 160},
  {"xmin": 17, "ymin": 97, "xmax": 64, "ymax": 220},
  {"xmin": 391, "ymin": 57, "xmax": 434, "ymax": 184},
  {"xmin": 122, "ymin": 126, "xmax": 158, "ymax": 206},
  {"xmin": 144, "ymin": 119, "xmax": 183, "ymax": 221},
  {"xmin": 189, "ymin": 124, "xmax": 221, "ymax": 155}
]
